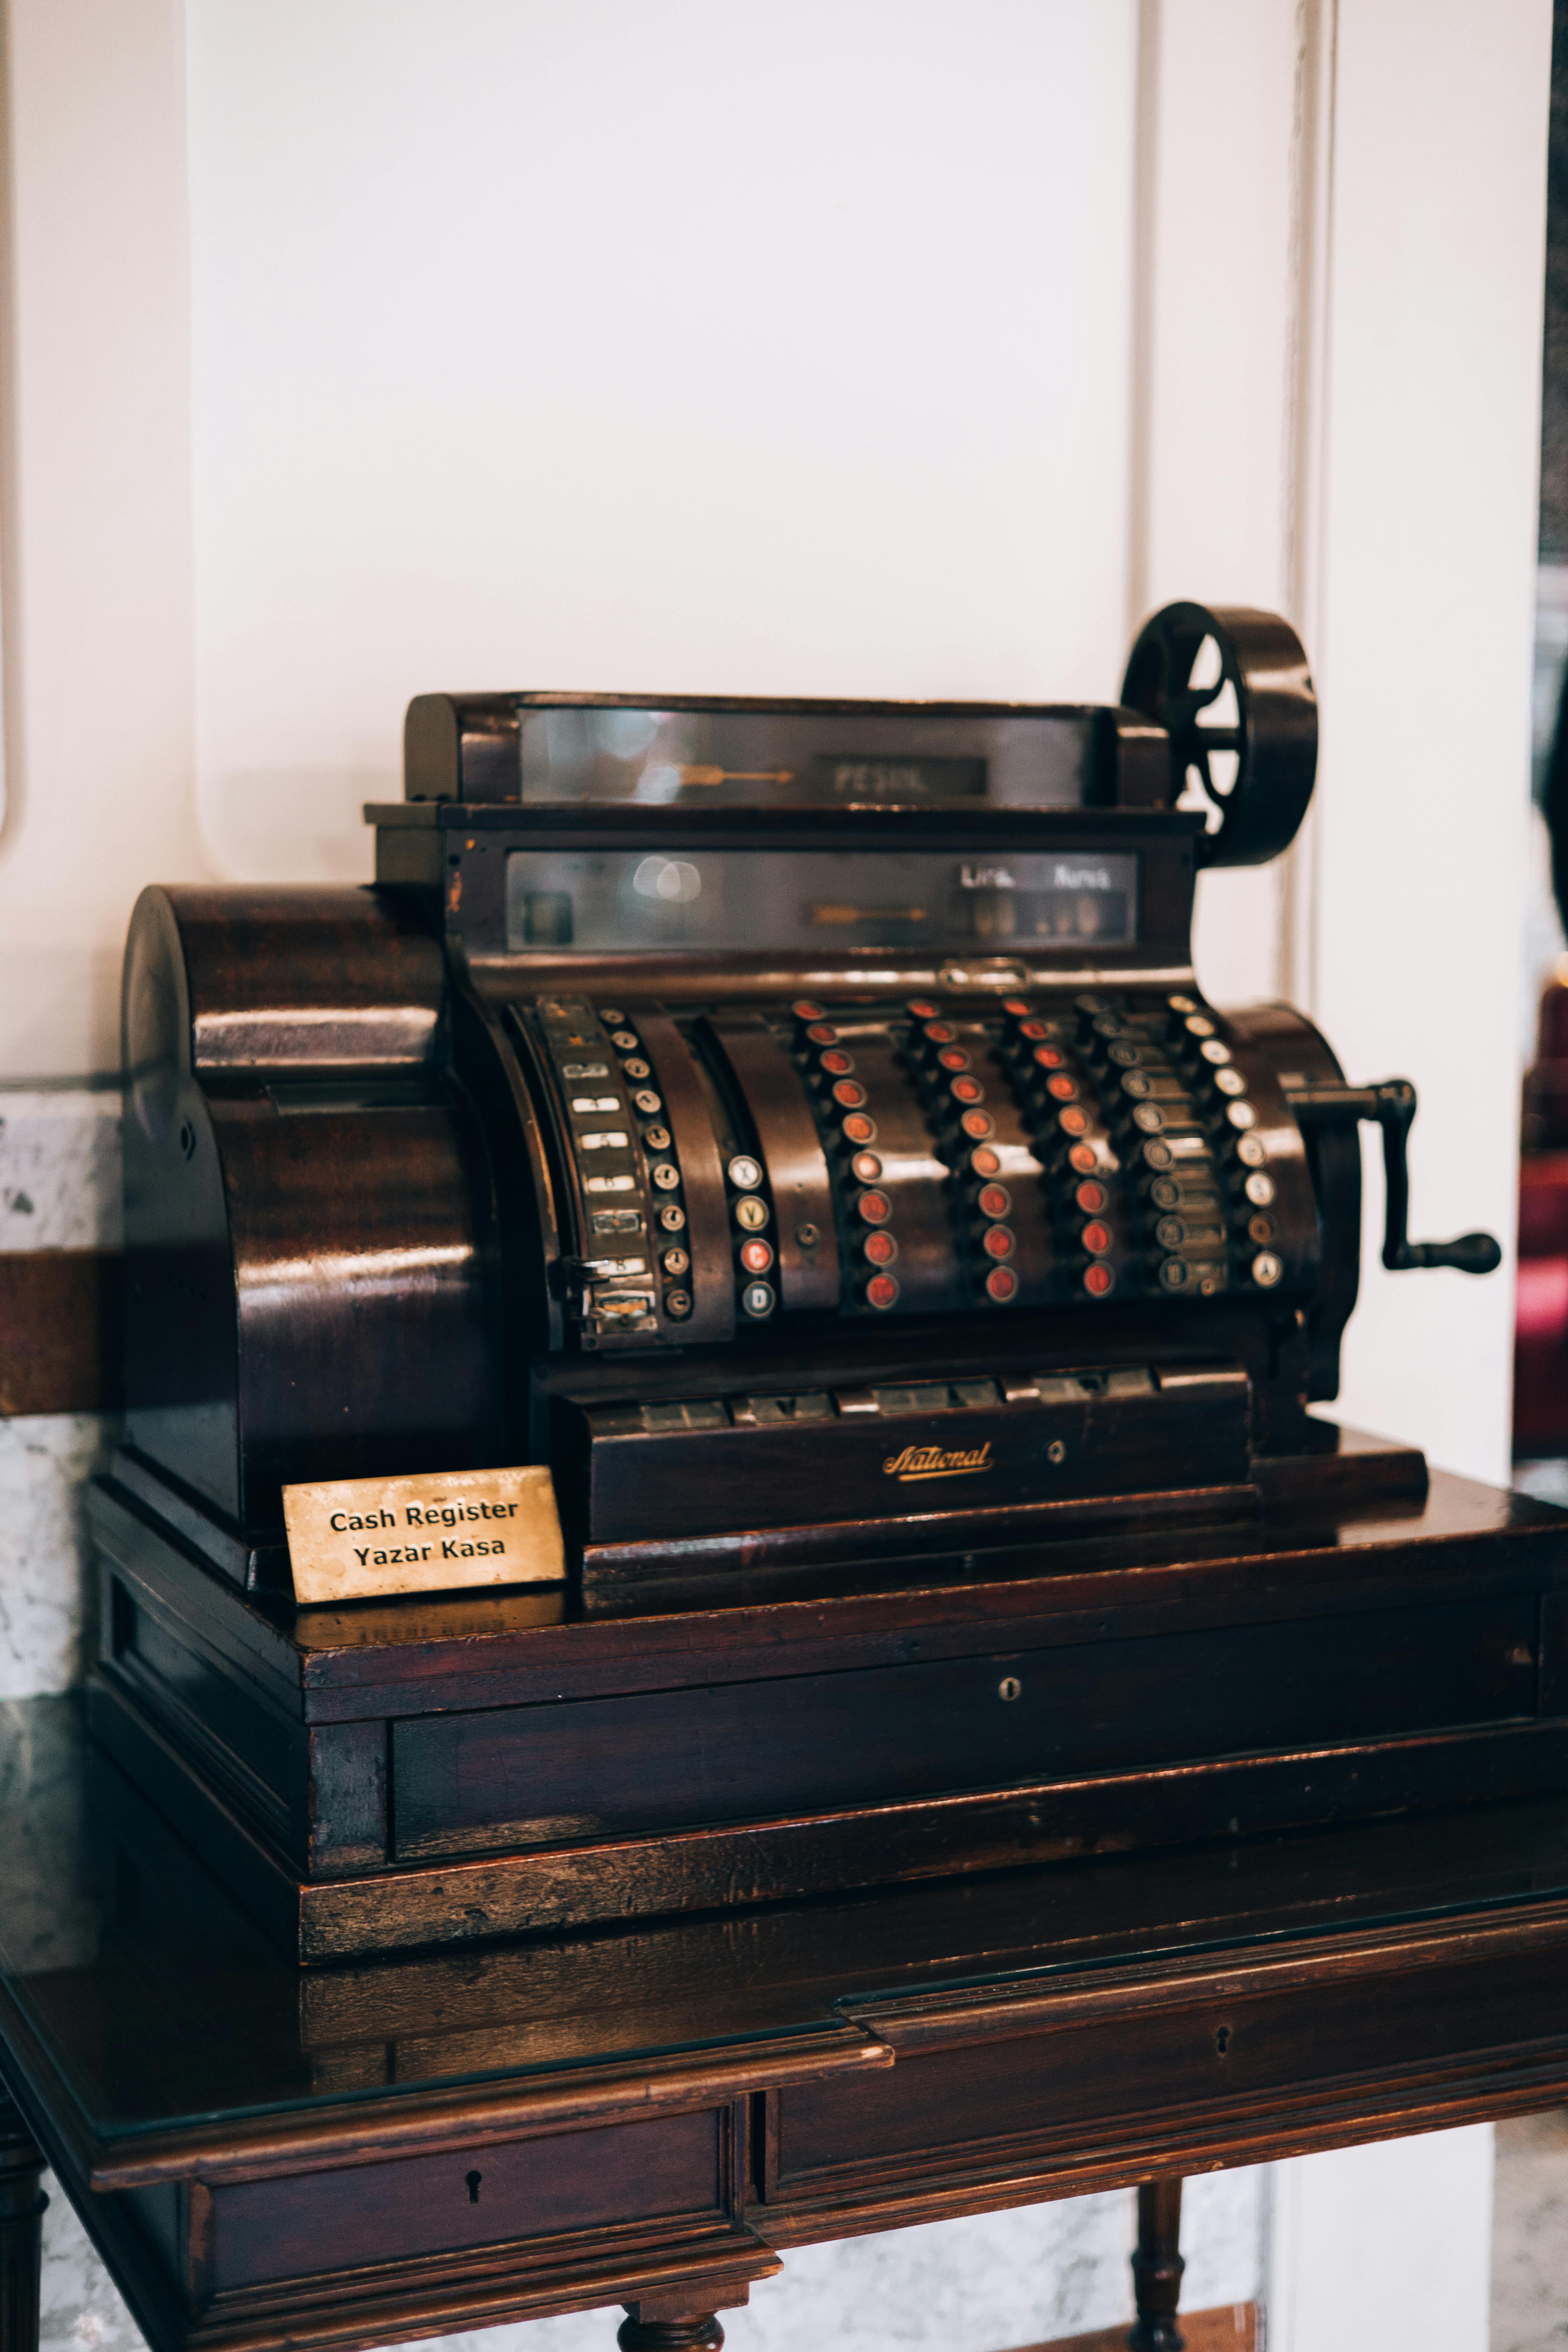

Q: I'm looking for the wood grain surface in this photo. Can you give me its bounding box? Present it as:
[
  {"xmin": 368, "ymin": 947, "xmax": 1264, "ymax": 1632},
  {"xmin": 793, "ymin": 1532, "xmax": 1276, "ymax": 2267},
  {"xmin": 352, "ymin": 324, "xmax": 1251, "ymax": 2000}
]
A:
[{"xmin": 0, "ymin": 1248, "xmax": 121, "ymax": 1416}]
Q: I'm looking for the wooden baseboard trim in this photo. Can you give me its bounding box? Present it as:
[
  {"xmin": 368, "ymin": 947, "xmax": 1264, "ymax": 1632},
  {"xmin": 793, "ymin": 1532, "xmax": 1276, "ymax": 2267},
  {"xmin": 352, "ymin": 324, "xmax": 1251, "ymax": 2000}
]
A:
[
  {"xmin": 1008, "ymin": 2304, "xmax": 1260, "ymax": 2352},
  {"xmin": 0, "ymin": 1247, "xmax": 122, "ymax": 1415}
]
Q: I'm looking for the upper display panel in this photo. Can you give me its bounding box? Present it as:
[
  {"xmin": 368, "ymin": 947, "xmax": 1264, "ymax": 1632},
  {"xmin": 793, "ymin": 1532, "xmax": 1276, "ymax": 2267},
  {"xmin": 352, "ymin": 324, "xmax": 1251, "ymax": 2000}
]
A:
[
  {"xmin": 516, "ymin": 706, "xmax": 1094, "ymax": 808},
  {"xmin": 505, "ymin": 847, "xmax": 1139, "ymax": 955}
]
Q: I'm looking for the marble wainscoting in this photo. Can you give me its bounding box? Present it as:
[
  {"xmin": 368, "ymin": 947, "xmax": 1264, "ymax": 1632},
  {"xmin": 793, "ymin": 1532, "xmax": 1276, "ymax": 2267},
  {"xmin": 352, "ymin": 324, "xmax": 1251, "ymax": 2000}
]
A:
[
  {"xmin": 0, "ymin": 1088, "xmax": 122, "ymax": 1700},
  {"xmin": 0, "ymin": 1086, "xmax": 1269, "ymax": 2352}
]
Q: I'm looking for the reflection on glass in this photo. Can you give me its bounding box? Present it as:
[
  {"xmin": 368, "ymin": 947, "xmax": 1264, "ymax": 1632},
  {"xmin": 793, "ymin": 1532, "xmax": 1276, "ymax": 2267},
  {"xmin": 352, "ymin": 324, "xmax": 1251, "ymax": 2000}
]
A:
[
  {"xmin": 506, "ymin": 850, "xmax": 1138, "ymax": 954},
  {"xmin": 518, "ymin": 707, "xmax": 1092, "ymax": 808}
]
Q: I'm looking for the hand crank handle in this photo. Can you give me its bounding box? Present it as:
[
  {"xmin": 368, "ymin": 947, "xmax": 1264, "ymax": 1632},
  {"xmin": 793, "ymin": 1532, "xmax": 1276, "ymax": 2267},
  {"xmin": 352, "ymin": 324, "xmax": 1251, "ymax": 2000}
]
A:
[{"xmin": 1284, "ymin": 1078, "xmax": 1502, "ymax": 1276}]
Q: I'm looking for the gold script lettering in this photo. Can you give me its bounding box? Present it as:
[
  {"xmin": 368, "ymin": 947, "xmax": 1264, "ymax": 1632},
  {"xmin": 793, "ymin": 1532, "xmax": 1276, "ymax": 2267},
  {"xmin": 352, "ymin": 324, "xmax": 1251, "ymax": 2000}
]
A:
[{"xmin": 882, "ymin": 1441, "xmax": 996, "ymax": 1483}]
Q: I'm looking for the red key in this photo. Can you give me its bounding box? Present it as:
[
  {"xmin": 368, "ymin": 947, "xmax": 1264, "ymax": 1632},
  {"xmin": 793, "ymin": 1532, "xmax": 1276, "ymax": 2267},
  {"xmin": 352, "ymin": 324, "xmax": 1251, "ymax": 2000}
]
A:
[
  {"xmin": 937, "ymin": 1046, "xmax": 970, "ymax": 1071},
  {"xmin": 978, "ymin": 1183, "xmax": 1011, "ymax": 1219},
  {"xmin": 1082, "ymin": 1220, "xmax": 1113, "ymax": 1255},
  {"xmin": 857, "ymin": 1189, "xmax": 891, "ymax": 1224},
  {"xmin": 820, "ymin": 1049, "xmax": 855, "ymax": 1076},
  {"xmin": 982, "ymin": 1225, "xmax": 1015, "ymax": 1260},
  {"xmin": 1075, "ymin": 1180, "xmax": 1107, "ymax": 1214},
  {"xmin": 1068, "ymin": 1141, "xmax": 1097, "ymax": 1174},
  {"xmin": 951, "ymin": 1075, "xmax": 984, "ymax": 1105},
  {"xmin": 863, "ymin": 1229, "xmax": 897, "ymax": 1266},
  {"xmin": 866, "ymin": 1272, "xmax": 900, "ymax": 1309},
  {"xmin": 832, "ymin": 1078, "xmax": 867, "ymax": 1109},
  {"xmin": 970, "ymin": 1144, "xmax": 1002, "ymax": 1177},
  {"xmin": 842, "ymin": 1112, "xmax": 877, "ymax": 1144},
  {"xmin": 960, "ymin": 1109, "xmax": 994, "ymax": 1140},
  {"xmin": 985, "ymin": 1265, "xmax": 1019, "ymax": 1302},
  {"xmin": 1033, "ymin": 1043, "xmax": 1065, "ymax": 1069},
  {"xmin": 1046, "ymin": 1073, "xmax": 1077, "ymax": 1100},
  {"xmin": 806, "ymin": 1023, "xmax": 838, "ymax": 1045},
  {"xmin": 923, "ymin": 1021, "xmax": 955, "ymax": 1044},
  {"xmin": 1083, "ymin": 1260, "xmax": 1115, "ymax": 1297},
  {"xmin": 740, "ymin": 1238, "xmax": 774, "ymax": 1274},
  {"xmin": 1003, "ymin": 998, "xmax": 1031, "ymax": 1016},
  {"xmin": 792, "ymin": 999, "xmax": 825, "ymax": 1021},
  {"xmin": 1058, "ymin": 1106, "xmax": 1089, "ymax": 1137}
]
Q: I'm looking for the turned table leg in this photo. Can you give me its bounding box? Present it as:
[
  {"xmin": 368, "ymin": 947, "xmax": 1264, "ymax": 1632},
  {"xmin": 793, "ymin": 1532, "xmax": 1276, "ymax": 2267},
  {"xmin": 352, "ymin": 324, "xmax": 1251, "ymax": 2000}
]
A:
[
  {"xmin": 618, "ymin": 2306, "xmax": 726, "ymax": 2352},
  {"xmin": 1129, "ymin": 2177, "xmax": 1184, "ymax": 2352},
  {"xmin": 0, "ymin": 2090, "xmax": 47, "ymax": 2352}
]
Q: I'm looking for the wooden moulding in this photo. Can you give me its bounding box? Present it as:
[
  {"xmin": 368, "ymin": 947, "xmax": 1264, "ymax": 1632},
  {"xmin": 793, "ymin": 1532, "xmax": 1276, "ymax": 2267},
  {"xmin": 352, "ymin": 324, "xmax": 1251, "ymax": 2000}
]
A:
[{"xmin": 0, "ymin": 1248, "xmax": 122, "ymax": 1416}]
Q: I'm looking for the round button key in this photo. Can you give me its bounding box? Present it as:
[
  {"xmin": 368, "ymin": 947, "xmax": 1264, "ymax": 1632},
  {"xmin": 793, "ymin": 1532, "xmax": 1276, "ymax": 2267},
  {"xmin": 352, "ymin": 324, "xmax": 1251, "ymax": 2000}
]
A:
[
  {"xmin": 623, "ymin": 1057, "xmax": 652, "ymax": 1081},
  {"xmin": 1142, "ymin": 1138, "xmax": 1174, "ymax": 1169},
  {"xmin": 611, "ymin": 1030, "xmax": 640, "ymax": 1051},
  {"xmin": 970, "ymin": 1144, "xmax": 1003, "ymax": 1177},
  {"xmin": 1252, "ymin": 1251, "xmax": 1283, "ymax": 1288},
  {"xmin": 857, "ymin": 1189, "xmax": 892, "ymax": 1225},
  {"xmin": 1247, "ymin": 1212, "xmax": 1277, "ymax": 1246},
  {"xmin": 1183, "ymin": 1015, "xmax": 1216, "ymax": 1039},
  {"xmin": 937, "ymin": 1046, "xmax": 970, "ymax": 1071},
  {"xmin": 658, "ymin": 1203, "xmax": 687, "ymax": 1232},
  {"xmin": 740, "ymin": 1238, "xmax": 774, "ymax": 1274},
  {"xmin": 842, "ymin": 1111, "xmax": 877, "ymax": 1145},
  {"xmin": 1120, "ymin": 1071, "xmax": 1152, "ymax": 1098},
  {"xmin": 1214, "ymin": 1067, "xmax": 1246, "ymax": 1097},
  {"xmin": 1002, "ymin": 997, "xmax": 1031, "ymax": 1016},
  {"xmin": 742, "ymin": 1280, "xmax": 776, "ymax": 1317},
  {"xmin": 863, "ymin": 1229, "xmax": 898, "ymax": 1266},
  {"xmin": 1155, "ymin": 1215, "xmax": 1185, "ymax": 1250},
  {"xmin": 820, "ymin": 1049, "xmax": 855, "ymax": 1076},
  {"xmin": 1108, "ymin": 1042, "xmax": 1142, "ymax": 1068},
  {"xmin": 665, "ymin": 1288, "xmax": 693, "ymax": 1319},
  {"xmin": 1058, "ymin": 1106, "xmax": 1089, "ymax": 1138},
  {"xmin": 1082, "ymin": 1220, "xmax": 1113, "ymax": 1255},
  {"xmin": 806, "ymin": 1023, "xmax": 838, "ymax": 1045},
  {"xmin": 1200, "ymin": 1039, "xmax": 1231, "ymax": 1065},
  {"xmin": 792, "ymin": 999, "xmax": 826, "ymax": 1021},
  {"xmin": 1033, "ymin": 1043, "xmax": 1065, "ymax": 1069},
  {"xmin": 662, "ymin": 1246, "xmax": 690, "ymax": 1276},
  {"xmin": 735, "ymin": 1195, "xmax": 770, "ymax": 1231},
  {"xmin": 633, "ymin": 1089, "xmax": 662, "ymax": 1114},
  {"xmin": 961, "ymin": 1108, "xmax": 995, "ymax": 1139},
  {"xmin": 1150, "ymin": 1176, "xmax": 1181, "ymax": 1209},
  {"xmin": 923, "ymin": 1021, "xmax": 956, "ymax": 1044},
  {"xmin": 1046, "ymin": 1073, "xmax": 1078, "ymax": 1101},
  {"xmin": 1160, "ymin": 1257, "xmax": 1190, "ymax": 1291},
  {"xmin": 1226, "ymin": 1099, "xmax": 1258, "ymax": 1130},
  {"xmin": 651, "ymin": 1162, "xmax": 680, "ymax": 1191},
  {"xmin": 1084, "ymin": 1260, "xmax": 1115, "ymax": 1297},
  {"xmin": 1132, "ymin": 1104, "xmax": 1165, "ymax": 1133},
  {"xmin": 728, "ymin": 1155, "xmax": 763, "ymax": 1190},
  {"xmin": 832, "ymin": 1079, "xmax": 868, "ymax": 1109},
  {"xmin": 1020, "ymin": 1019, "xmax": 1050, "ymax": 1042},
  {"xmin": 1076, "ymin": 1180, "xmax": 1107, "ymax": 1214},
  {"xmin": 906, "ymin": 998, "xmax": 940, "ymax": 1018},
  {"xmin": 951, "ymin": 1074, "xmax": 984, "ymax": 1104},
  {"xmin": 978, "ymin": 1183, "xmax": 1011, "ymax": 1220},
  {"xmin": 866, "ymin": 1272, "xmax": 900, "ymax": 1309},
  {"xmin": 1168, "ymin": 994, "xmax": 1198, "ymax": 1014},
  {"xmin": 1068, "ymin": 1141, "xmax": 1098, "ymax": 1175},
  {"xmin": 599, "ymin": 1008, "xmax": 624, "ymax": 1026},
  {"xmin": 1244, "ymin": 1170, "xmax": 1276, "ymax": 1206},
  {"xmin": 1236, "ymin": 1133, "xmax": 1267, "ymax": 1167},
  {"xmin": 643, "ymin": 1124, "xmax": 672, "ymax": 1151},
  {"xmin": 850, "ymin": 1150, "xmax": 883, "ymax": 1182},
  {"xmin": 982, "ymin": 1224, "xmax": 1015, "ymax": 1260},
  {"xmin": 984, "ymin": 1265, "xmax": 1019, "ymax": 1303}
]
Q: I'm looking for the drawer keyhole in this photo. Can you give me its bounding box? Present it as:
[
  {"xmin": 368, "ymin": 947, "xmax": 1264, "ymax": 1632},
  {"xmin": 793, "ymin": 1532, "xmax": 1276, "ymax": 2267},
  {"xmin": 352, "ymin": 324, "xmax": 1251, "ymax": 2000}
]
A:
[{"xmin": 466, "ymin": 2170, "xmax": 483, "ymax": 2204}]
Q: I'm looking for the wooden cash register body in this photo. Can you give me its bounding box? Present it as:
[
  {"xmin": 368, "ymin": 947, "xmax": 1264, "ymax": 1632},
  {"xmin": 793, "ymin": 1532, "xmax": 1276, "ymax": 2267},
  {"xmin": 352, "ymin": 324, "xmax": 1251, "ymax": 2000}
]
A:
[{"xmin": 88, "ymin": 606, "xmax": 1551, "ymax": 1962}]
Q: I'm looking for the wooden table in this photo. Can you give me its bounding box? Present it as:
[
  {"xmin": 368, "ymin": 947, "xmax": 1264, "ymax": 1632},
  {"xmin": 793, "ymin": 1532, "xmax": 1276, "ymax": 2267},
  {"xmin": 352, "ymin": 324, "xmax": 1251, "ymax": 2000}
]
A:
[{"xmin": 6, "ymin": 1694, "xmax": 1568, "ymax": 2352}]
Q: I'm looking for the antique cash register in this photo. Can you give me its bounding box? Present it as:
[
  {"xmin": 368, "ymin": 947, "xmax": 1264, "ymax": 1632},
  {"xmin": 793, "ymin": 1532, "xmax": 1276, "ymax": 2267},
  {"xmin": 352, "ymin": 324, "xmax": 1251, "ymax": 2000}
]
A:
[{"xmin": 92, "ymin": 602, "xmax": 1561, "ymax": 1964}]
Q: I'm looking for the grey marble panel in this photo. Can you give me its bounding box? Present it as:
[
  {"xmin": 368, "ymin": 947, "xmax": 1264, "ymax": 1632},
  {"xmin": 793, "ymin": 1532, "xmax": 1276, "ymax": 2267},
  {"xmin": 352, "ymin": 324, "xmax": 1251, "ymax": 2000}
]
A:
[
  {"xmin": 0, "ymin": 1091, "xmax": 121, "ymax": 1252},
  {"xmin": 0, "ymin": 1414, "xmax": 115, "ymax": 1700}
]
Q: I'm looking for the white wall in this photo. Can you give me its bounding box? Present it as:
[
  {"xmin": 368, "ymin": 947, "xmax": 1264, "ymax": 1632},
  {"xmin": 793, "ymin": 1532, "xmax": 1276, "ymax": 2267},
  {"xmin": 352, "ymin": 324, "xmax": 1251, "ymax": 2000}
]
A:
[
  {"xmin": 184, "ymin": 0, "xmax": 1140, "ymax": 885},
  {"xmin": 1310, "ymin": 0, "xmax": 1550, "ymax": 1488}
]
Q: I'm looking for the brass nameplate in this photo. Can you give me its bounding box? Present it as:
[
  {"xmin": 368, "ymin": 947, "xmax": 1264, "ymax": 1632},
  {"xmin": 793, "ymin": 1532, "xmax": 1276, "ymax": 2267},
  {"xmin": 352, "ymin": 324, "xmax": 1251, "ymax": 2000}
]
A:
[{"xmin": 281, "ymin": 1466, "xmax": 564, "ymax": 1604}]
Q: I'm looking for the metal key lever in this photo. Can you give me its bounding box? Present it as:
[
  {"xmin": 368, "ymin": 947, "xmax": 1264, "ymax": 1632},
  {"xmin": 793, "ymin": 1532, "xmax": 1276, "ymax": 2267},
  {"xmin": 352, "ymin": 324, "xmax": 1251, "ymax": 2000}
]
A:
[{"xmin": 1283, "ymin": 1078, "xmax": 1503, "ymax": 1275}]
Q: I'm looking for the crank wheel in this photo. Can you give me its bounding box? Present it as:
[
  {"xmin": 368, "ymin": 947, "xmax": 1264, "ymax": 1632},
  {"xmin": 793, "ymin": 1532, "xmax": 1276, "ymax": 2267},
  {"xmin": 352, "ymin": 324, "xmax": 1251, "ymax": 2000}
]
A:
[{"xmin": 1120, "ymin": 603, "xmax": 1317, "ymax": 867}]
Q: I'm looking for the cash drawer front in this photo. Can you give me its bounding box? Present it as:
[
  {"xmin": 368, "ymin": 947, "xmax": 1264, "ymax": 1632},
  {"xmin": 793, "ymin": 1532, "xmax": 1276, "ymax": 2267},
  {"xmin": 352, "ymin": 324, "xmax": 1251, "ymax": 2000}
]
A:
[{"xmin": 390, "ymin": 1595, "xmax": 1537, "ymax": 1861}]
